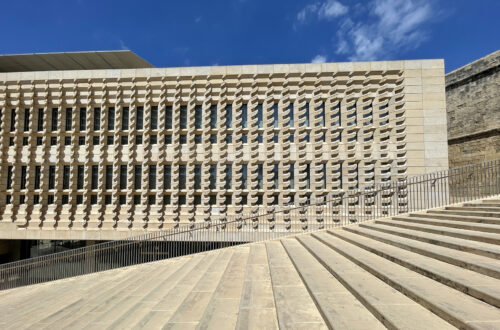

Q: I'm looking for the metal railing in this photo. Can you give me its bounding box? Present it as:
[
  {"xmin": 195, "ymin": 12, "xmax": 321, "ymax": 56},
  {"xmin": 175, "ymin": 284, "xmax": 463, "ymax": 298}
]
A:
[{"xmin": 0, "ymin": 158, "xmax": 498, "ymax": 290}]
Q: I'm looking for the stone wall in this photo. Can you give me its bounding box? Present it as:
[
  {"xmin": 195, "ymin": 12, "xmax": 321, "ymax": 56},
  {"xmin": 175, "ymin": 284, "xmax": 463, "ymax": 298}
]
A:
[{"xmin": 446, "ymin": 50, "xmax": 500, "ymax": 168}]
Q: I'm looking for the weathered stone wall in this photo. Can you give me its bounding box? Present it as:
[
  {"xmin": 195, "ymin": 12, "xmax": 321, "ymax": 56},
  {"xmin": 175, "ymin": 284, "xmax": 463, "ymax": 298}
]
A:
[{"xmin": 446, "ymin": 50, "xmax": 500, "ymax": 168}]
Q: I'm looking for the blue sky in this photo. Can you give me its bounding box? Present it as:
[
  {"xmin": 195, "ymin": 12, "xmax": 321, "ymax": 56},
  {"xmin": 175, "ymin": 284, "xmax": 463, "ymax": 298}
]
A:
[{"xmin": 1, "ymin": 0, "xmax": 499, "ymax": 72}]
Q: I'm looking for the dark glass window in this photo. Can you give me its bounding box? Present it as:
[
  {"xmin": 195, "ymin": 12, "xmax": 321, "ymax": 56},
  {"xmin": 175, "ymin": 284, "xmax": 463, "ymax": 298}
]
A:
[
  {"xmin": 225, "ymin": 195, "xmax": 232, "ymax": 205},
  {"xmin": 288, "ymin": 103, "xmax": 294, "ymax": 126},
  {"xmin": 90, "ymin": 195, "xmax": 97, "ymax": 205},
  {"xmin": 150, "ymin": 135, "xmax": 157, "ymax": 144},
  {"xmin": 149, "ymin": 165, "xmax": 156, "ymax": 189},
  {"xmin": 136, "ymin": 106, "xmax": 144, "ymax": 130},
  {"xmin": 225, "ymin": 134, "xmax": 232, "ymax": 144},
  {"xmin": 37, "ymin": 108, "xmax": 44, "ymax": 132},
  {"xmin": 241, "ymin": 194, "xmax": 247, "ymax": 205},
  {"xmin": 77, "ymin": 165, "xmax": 84, "ymax": 189},
  {"xmin": 105, "ymin": 195, "xmax": 112, "ymax": 205},
  {"xmin": 119, "ymin": 195, "xmax": 126, "ymax": 205},
  {"xmin": 210, "ymin": 105, "xmax": 217, "ymax": 129},
  {"xmin": 209, "ymin": 164, "xmax": 217, "ymax": 189},
  {"xmin": 6, "ymin": 195, "xmax": 11, "ymax": 204},
  {"xmin": 273, "ymin": 164, "xmax": 279, "ymax": 189},
  {"xmin": 241, "ymin": 164, "xmax": 247, "ymax": 189},
  {"xmin": 7, "ymin": 166, "xmax": 13, "ymax": 189},
  {"xmin": 120, "ymin": 165, "xmax": 127, "ymax": 190},
  {"xmin": 122, "ymin": 107, "xmax": 129, "ymax": 130},
  {"xmin": 9, "ymin": 137, "xmax": 14, "ymax": 146},
  {"xmin": 257, "ymin": 164, "xmax": 263, "ymax": 189},
  {"xmin": 194, "ymin": 195, "xmax": 201, "ymax": 205},
  {"xmin": 76, "ymin": 195, "xmax": 83, "ymax": 204},
  {"xmin": 194, "ymin": 165, "xmax": 201, "ymax": 190},
  {"xmin": 24, "ymin": 108, "xmax": 30, "ymax": 132},
  {"xmin": 180, "ymin": 105, "xmax": 187, "ymax": 129},
  {"xmin": 105, "ymin": 165, "xmax": 112, "ymax": 190},
  {"xmin": 256, "ymin": 194, "xmax": 263, "ymax": 205},
  {"xmin": 48, "ymin": 165, "xmax": 55, "ymax": 189},
  {"xmin": 108, "ymin": 107, "xmax": 115, "ymax": 130},
  {"xmin": 179, "ymin": 165, "xmax": 186, "ymax": 189},
  {"xmin": 63, "ymin": 165, "xmax": 70, "ymax": 189},
  {"xmin": 93, "ymin": 108, "xmax": 101, "ymax": 131},
  {"xmin": 257, "ymin": 104, "xmax": 263, "ymax": 128},
  {"xmin": 289, "ymin": 164, "xmax": 294, "ymax": 189},
  {"xmin": 225, "ymin": 164, "xmax": 232, "ymax": 189},
  {"xmin": 210, "ymin": 134, "xmax": 217, "ymax": 144},
  {"xmin": 20, "ymin": 166, "xmax": 27, "ymax": 189},
  {"xmin": 163, "ymin": 194, "xmax": 171, "ymax": 205},
  {"xmin": 241, "ymin": 104, "xmax": 247, "ymax": 128},
  {"xmin": 304, "ymin": 103, "xmax": 310, "ymax": 127},
  {"xmin": 273, "ymin": 133, "xmax": 278, "ymax": 143},
  {"xmin": 34, "ymin": 166, "xmax": 41, "ymax": 189},
  {"xmin": 78, "ymin": 136, "xmax": 85, "ymax": 145},
  {"xmin": 91, "ymin": 165, "xmax": 98, "ymax": 190},
  {"xmin": 209, "ymin": 195, "xmax": 216, "ymax": 205},
  {"xmin": 64, "ymin": 136, "xmax": 71, "ymax": 145},
  {"xmin": 165, "ymin": 106, "xmax": 173, "ymax": 129},
  {"xmin": 10, "ymin": 108, "xmax": 16, "ymax": 132},
  {"xmin": 148, "ymin": 195, "xmax": 156, "ymax": 205},
  {"xmin": 107, "ymin": 136, "xmax": 114, "ymax": 145},
  {"xmin": 305, "ymin": 163, "xmax": 310, "ymax": 189},
  {"xmin": 134, "ymin": 165, "xmax": 142, "ymax": 190},
  {"xmin": 33, "ymin": 195, "xmax": 40, "ymax": 204},
  {"xmin": 272, "ymin": 103, "xmax": 278, "ymax": 127},
  {"xmin": 65, "ymin": 108, "xmax": 72, "ymax": 131},
  {"xmin": 258, "ymin": 134, "xmax": 263, "ymax": 143},
  {"xmin": 121, "ymin": 135, "xmax": 128, "ymax": 145},
  {"xmin": 50, "ymin": 137, "xmax": 57, "ymax": 146},
  {"xmin": 179, "ymin": 195, "xmax": 186, "ymax": 205},
  {"xmin": 79, "ymin": 108, "xmax": 86, "ymax": 131},
  {"xmin": 180, "ymin": 135, "xmax": 187, "ymax": 144},
  {"xmin": 164, "ymin": 134, "xmax": 172, "ymax": 145},
  {"xmin": 164, "ymin": 165, "xmax": 171, "ymax": 189},
  {"xmin": 134, "ymin": 195, "xmax": 141, "ymax": 205},
  {"xmin": 242, "ymin": 134, "xmax": 247, "ymax": 144},
  {"xmin": 194, "ymin": 105, "xmax": 202, "ymax": 129},
  {"xmin": 48, "ymin": 195, "xmax": 54, "ymax": 204},
  {"xmin": 23, "ymin": 137, "xmax": 28, "ymax": 146},
  {"xmin": 135, "ymin": 135, "xmax": 143, "ymax": 145},
  {"xmin": 93, "ymin": 136, "xmax": 99, "ymax": 145},
  {"xmin": 194, "ymin": 134, "xmax": 202, "ymax": 144},
  {"xmin": 151, "ymin": 106, "xmax": 158, "ymax": 129},
  {"xmin": 225, "ymin": 105, "xmax": 232, "ymax": 128},
  {"xmin": 62, "ymin": 195, "xmax": 68, "ymax": 204},
  {"xmin": 51, "ymin": 108, "xmax": 58, "ymax": 131}
]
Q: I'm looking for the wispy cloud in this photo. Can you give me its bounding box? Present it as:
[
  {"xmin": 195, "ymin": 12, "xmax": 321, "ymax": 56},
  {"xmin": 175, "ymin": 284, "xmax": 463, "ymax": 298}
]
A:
[
  {"xmin": 195, "ymin": 16, "xmax": 202, "ymax": 23},
  {"xmin": 297, "ymin": 0, "xmax": 435, "ymax": 62},
  {"xmin": 311, "ymin": 55, "xmax": 327, "ymax": 63},
  {"xmin": 297, "ymin": 0, "xmax": 348, "ymax": 23},
  {"xmin": 119, "ymin": 40, "xmax": 129, "ymax": 50},
  {"xmin": 336, "ymin": 0, "xmax": 433, "ymax": 61}
]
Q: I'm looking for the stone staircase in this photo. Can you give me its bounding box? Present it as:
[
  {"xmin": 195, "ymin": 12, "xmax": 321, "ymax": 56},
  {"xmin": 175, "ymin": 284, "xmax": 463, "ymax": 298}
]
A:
[{"xmin": 1, "ymin": 198, "xmax": 500, "ymax": 329}]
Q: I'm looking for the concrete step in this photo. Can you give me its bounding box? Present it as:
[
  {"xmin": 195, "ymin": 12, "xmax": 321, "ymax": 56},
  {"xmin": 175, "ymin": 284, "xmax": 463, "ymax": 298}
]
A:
[
  {"xmin": 281, "ymin": 238, "xmax": 386, "ymax": 330},
  {"xmin": 312, "ymin": 231, "xmax": 500, "ymax": 329},
  {"xmin": 446, "ymin": 206, "xmax": 500, "ymax": 213},
  {"xmin": 434, "ymin": 209, "xmax": 500, "ymax": 218},
  {"xmin": 294, "ymin": 235, "xmax": 454, "ymax": 330},
  {"xmin": 416, "ymin": 211, "xmax": 500, "ymax": 224},
  {"xmin": 159, "ymin": 249, "xmax": 234, "ymax": 329},
  {"xmin": 196, "ymin": 246, "xmax": 250, "ymax": 329},
  {"xmin": 376, "ymin": 219, "xmax": 500, "ymax": 245},
  {"xmin": 265, "ymin": 240, "xmax": 328, "ymax": 329},
  {"xmin": 235, "ymin": 243, "xmax": 279, "ymax": 330},
  {"xmin": 329, "ymin": 229, "xmax": 500, "ymax": 308},
  {"xmin": 463, "ymin": 203, "xmax": 500, "ymax": 208},
  {"xmin": 481, "ymin": 199, "xmax": 500, "ymax": 204},
  {"xmin": 393, "ymin": 216, "xmax": 500, "ymax": 234},
  {"xmin": 360, "ymin": 222, "xmax": 500, "ymax": 260},
  {"xmin": 344, "ymin": 225, "xmax": 500, "ymax": 279},
  {"xmin": 129, "ymin": 252, "xmax": 222, "ymax": 329}
]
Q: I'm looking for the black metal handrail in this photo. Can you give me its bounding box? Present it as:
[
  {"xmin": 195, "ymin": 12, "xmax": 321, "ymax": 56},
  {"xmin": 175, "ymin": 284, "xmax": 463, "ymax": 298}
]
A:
[{"xmin": 0, "ymin": 158, "xmax": 498, "ymax": 290}]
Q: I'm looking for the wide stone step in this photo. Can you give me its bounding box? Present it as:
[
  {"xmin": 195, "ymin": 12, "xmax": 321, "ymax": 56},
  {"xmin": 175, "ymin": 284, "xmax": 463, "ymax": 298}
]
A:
[
  {"xmin": 434, "ymin": 209, "xmax": 500, "ymax": 218},
  {"xmin": 481, "ymin": 199, "xmax": 500, "ymax": 204},
  {"xmin": 446, "ymin": 206, "xmax": 500, "ymax": 213},
  {"xmin": 160, "ymin": 249, "xmax": 234, "ymax": 329},
  {"xmin": 376, "ymin": 219, "xmax": 500, "ymax": 245},
  {"xmin": 344, "ymin": 225, "xmax": 500, "ymax": 279},
  {"xmin": 312, "ymin": 231, "xmax": 500, "ymax": 329},
  {"xmin": 393, "ymin": 216, "xmax": 500, "ymax": 234},
  {"xmin": 235, "ymin": 243, "xmax": 278, "ymax": 329},
  {"xmin": 329, "ymin": 229, "xmax": 500, "ymax": 308},
  {"xmin": 281, "ymin": 238, "xmax": 386, "ymax": 329},
  {"xmin": 196, "ymin": 246, "xmax": 250, "ymax": 329},
  {"xmin": 463, "ymin": 203, "xmax": 500, "ymax": 208},
  {"xmin": 295, "ymin": 235, "xmax": 455, "ymax": 330},
  {"xmin": 416, "ymin": 211, "xmax": 500, "ymax": 224},
  {"xmin": 265, "ymin": 240, "xmax": 328, "ymax": 329},
  {"xmin": 360, "ymin": 222, "xmax": 500, "ymax": 260}
]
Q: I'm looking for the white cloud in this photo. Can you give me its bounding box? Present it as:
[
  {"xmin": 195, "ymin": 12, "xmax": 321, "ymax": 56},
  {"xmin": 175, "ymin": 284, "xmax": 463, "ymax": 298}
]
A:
[
  {"xmin": 119, "ymin": 40, "xmax": 129, "ymax": 50},
  {"xmin": 297, "ymin": 1, "xmax": 348, "ymax": 23},
  {"xmin": 311, "ymin": 55, "xmax": 327, "ymax": 63},
  {"xmin": 335, "ymin": 0, "xmax": 433, "ymax": 61}
]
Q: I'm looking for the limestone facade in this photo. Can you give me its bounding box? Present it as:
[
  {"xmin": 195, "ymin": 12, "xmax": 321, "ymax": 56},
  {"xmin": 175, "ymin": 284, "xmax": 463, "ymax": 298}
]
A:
[
  {"xmin": 0, "ymin": 59, "xmax": 448, "ymax": 240},
  {"xmin": 446, "ymin": 50, "xmax": 500, "ymax": 168}
]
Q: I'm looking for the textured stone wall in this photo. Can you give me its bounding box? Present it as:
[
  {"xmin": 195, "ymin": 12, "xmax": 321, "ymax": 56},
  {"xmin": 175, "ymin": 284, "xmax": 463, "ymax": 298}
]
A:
[
  {"xmin": 0, "ymin": 59, "xmax": 448, "ymax": 240},
  {"xmin": 446, "ymin": 50, "xmax": 500, "ymax": 168}
]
